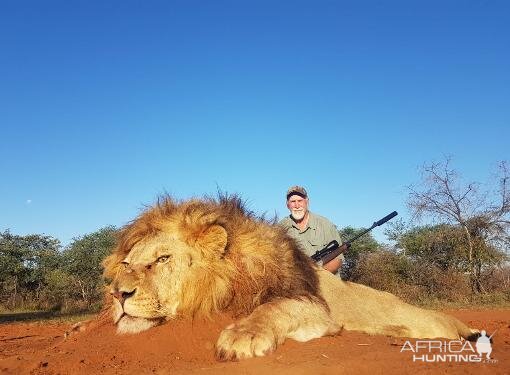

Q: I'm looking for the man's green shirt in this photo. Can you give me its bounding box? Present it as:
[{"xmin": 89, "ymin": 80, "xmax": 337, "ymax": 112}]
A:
[{"xmin": 279, "ymin": 212, "xmax": 344, "ymax": 261}]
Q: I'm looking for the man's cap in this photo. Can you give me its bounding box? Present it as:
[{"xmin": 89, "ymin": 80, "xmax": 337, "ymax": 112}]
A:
[{"xmin": 286, "ymin": 185, "xmax": 308, "ymax": 200}]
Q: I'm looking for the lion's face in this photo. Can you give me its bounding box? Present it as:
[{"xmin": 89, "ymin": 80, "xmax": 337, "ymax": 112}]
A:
[
  {"xmin": 107, "ymin": 222, "xmax": 230, "ymax": 334},
  {"xmin": 110, "ymin": 231, "xmax": 195, "ymax": 333}
]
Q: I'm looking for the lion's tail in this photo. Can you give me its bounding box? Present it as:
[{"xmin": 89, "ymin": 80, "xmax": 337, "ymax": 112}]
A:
[{"xmin": 454, "ymin": 319, "xmax": 480, "ymax": 341}]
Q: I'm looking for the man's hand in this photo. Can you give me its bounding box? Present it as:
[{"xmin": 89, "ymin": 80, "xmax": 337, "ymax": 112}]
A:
[{"xmin": 323, "ymin": 256, "xmax": 342, "ymax": 274}]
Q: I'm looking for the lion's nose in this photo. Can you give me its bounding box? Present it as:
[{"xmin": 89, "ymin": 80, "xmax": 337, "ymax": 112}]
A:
[{"xmin": 111, "ymin": 288, "xmax": 136, "ymax": 306}]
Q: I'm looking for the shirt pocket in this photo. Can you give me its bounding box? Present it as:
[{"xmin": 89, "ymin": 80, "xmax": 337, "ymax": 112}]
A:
[{"xmin": 307, "ymin": 229, "xmax": 323, "ymax": 250}]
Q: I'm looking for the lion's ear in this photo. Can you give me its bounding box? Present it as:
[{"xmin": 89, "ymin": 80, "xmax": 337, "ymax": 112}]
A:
[{"xmin": 196, "ymin": 224, "xmax": 228, "ymax": 256}]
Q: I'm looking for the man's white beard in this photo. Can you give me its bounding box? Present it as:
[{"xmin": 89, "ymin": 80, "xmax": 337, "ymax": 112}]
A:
[{"xmin": 291, "ymin": 209, "xmax": 305, "ymax": 221}]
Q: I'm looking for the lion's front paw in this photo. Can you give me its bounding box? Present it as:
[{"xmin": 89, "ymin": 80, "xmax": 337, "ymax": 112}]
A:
[{"xmin": 215, "ymin": 322, "xmax": 277, "ymax": 361}]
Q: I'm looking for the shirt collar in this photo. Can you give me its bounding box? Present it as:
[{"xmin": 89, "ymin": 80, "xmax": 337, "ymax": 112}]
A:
[{"xmin": 290, "ymin": 211, "xmax": 316, "ymax": 231}]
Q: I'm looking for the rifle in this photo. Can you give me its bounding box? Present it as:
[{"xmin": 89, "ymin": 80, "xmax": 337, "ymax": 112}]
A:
[{"xmin": 311, "ymin": 211, "xmax": 398, "ymax": 264}]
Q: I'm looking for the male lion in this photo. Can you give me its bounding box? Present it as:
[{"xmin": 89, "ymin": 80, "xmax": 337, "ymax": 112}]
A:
[{"xmin": 103, "ymin": 195, "xmax": 479, "ymax": 361}]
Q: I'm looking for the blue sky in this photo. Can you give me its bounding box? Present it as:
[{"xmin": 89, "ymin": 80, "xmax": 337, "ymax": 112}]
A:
[{"xmin": 1, "ymin": 0, "xmax": 509, "ymax": 245}]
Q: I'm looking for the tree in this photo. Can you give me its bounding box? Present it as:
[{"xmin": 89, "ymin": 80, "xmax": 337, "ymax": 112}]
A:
[
  {"xmin": 387, "ymin": 223, "xmax": 466, "ymax": 271},
  {"xmin": 62, "ymin": 226, "xmax": 117, "ymax": 307},
  {"xmin": 407, "ymin": 158, "xmax": 509, "ymax": 293},
  {"xmin": 0, "ymin": 230, "xmax": 61, "ymax": 308}
]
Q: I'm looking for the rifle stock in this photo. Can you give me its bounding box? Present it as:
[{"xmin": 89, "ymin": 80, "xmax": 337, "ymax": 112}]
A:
[{"xmin": 320, "ymin": 243, "xmax": 350, "ymax": 264}]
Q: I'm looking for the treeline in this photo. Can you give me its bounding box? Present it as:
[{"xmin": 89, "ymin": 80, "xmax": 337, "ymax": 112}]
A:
[
  {"xmin": 342, "ymin": 224, "xmax": 509, "ymax": 306},
  {"xmin": 1, "ymin": 221, "xmax": 508, "ymax": 314},
  {"xmin": 0, "ymin": 227, "xmax": 117, "ymax": 313}
]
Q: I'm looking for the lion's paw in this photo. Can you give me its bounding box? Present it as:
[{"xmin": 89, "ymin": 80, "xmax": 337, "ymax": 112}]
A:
[{"xmin": 215, "ymin": 323, "xmax": 277, "ymax": 361}]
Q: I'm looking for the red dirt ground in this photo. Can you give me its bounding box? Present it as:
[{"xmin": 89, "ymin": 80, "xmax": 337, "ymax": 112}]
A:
[{"xmin": 0, "ymin": 309, "xmax": 508, "ymax": 374}]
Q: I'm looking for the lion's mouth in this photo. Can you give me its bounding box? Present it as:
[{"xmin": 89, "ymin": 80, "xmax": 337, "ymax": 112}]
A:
[
  {"xmin": 115, "ymin": 311, "xmax": 164, "ymax": 323},
  {"xmin": 114, "ymin": 313, "xmax": 165, "ymax": 334},
  {"xmin": 114, "ymin": 312, "xmax": 127, "ymax": 325},
  {"xmin": 115, "ymin": 312, "xmax": 151, "ymax": 324}
]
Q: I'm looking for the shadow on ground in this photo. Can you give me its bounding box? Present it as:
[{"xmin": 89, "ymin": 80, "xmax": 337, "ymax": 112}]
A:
[{"xmin": 0, "ymin": 310, "xmax": 94, "ymax": 324}]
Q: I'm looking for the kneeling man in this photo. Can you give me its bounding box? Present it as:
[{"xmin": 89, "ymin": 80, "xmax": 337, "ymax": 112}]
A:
[{"xmin": 279, "ymin": 186, "xmax": 344, "ymax": 274}]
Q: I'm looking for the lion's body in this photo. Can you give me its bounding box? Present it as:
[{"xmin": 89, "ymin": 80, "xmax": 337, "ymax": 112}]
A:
[
  {"xmin": 318, "ymin": 269, "xmax": 474, "ymax": 339},
  {"xmin": 103, "ymin": 195, "xmax": 478, "ymax": 360}
]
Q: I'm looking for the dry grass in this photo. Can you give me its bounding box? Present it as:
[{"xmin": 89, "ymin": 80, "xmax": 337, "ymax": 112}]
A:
[{"xmin": 349, "ymin": 250, "xmax": 510, "ymax": 308}]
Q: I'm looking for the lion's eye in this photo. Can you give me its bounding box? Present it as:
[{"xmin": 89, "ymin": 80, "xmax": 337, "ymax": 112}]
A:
[{"xmin": 156, "ymin": 255, "xmax": 170, "ymax": 263}]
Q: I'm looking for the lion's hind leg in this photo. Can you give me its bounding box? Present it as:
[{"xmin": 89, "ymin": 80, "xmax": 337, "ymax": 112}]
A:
[{"xmin": 215, "ymin": 297, "xmax": 341, "ymax": 361}]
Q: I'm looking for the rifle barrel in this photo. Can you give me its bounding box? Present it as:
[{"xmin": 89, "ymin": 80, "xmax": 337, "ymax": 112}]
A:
[
  {"xmin": 346, "ymin": 211, "xmax": 397, "ymax": 244},
  {"xmin": 310, "ymin": 211, "xmax": 398, "ymax": 263},
  {"xmin": 374, "ymin": 211, "xmax": 398, "ymax": 227},
  {"xmin": 345, "ymin": 227, "xmax": 373, "ymax": 245}
]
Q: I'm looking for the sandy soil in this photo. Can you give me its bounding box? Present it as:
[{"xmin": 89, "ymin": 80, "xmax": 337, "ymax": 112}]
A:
[{"xmin": 0, "ymin": 309, "xmax": 508, "ymax": 375}]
